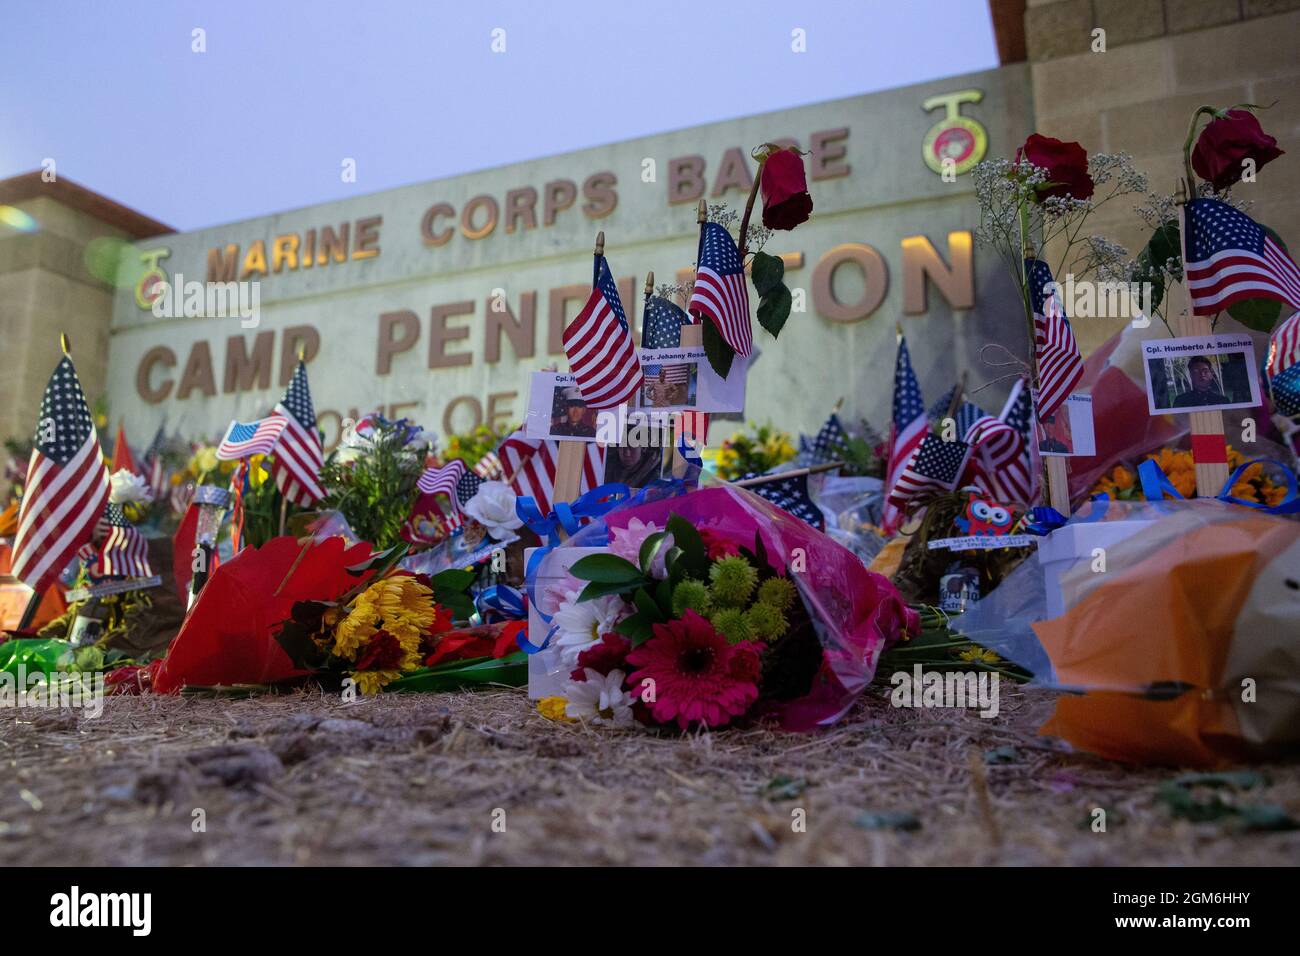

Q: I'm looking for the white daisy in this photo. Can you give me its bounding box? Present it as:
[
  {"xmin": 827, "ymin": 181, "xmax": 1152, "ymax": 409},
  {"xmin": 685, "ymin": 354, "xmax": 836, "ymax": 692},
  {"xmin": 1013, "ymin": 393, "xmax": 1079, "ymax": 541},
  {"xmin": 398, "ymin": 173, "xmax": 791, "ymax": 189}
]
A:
[
  {"xmin": 551, "ymin": 590, "xmax": 627, "ymax": 665},
  {"xmin": 564, "ymin": 669, "xmax": 633, "ymax": 726}
]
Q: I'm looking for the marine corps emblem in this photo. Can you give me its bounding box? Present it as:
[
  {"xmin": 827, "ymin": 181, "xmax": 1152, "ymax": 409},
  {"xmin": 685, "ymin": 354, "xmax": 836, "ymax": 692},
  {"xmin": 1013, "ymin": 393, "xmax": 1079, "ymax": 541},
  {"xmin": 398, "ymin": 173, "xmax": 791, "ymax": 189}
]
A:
[{"xmin": 921, "ymin": 89, "xmax": 987, "ymax": 177}]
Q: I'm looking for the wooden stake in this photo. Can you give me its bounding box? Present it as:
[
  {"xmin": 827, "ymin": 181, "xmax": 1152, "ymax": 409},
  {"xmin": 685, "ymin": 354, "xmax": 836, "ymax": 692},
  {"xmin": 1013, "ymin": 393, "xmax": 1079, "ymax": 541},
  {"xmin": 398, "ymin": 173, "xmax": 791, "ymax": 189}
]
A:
[
  {"xmin": 278, "ymin": 496, "xmax": 289, "ymax": 536},
  {"xmin": 1174, "ymin": 192, "xmax": 1230, "ymax": 495},
  {"xmin": 668, "ymin": 323, "xmax": 706, "ymax": 479},
  {"xmin": 734, "ymin": 461, "xmax": 844, "ymax": 487},
  {"xmin": 1045, "ymin": 457, "xmax": 1070, "ymax": 513}
]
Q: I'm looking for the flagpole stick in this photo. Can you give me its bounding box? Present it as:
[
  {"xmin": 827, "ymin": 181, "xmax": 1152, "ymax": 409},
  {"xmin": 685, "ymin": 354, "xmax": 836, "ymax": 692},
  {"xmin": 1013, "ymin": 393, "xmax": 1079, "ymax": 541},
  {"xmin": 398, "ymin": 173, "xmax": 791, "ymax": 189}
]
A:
[
  {"xmin": 278, "ymin": 496, "xmax": 288, "ymax": 536},
  {"xmin": 733, "ymin": 461, "xmax": 845, "ymax": 488},
  {"xmin": 1173, "ymin": 183, "xmax": 1231, "ymax": 495},
  {"xmin": 644, "ymin": 272, "xmax": 674, "ymax": 477},
  {"xmin": 945, "ymin": 369, "xmax": 969, "ymax": 422}
]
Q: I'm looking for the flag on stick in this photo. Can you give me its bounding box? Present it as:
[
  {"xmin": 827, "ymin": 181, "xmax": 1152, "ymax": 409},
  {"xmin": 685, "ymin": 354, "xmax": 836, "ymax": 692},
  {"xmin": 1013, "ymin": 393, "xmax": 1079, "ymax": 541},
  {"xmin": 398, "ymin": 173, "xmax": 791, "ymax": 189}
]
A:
[
  {"xmin": 880, "ymin": 335, "xmax": 928, "ymax": 534},
  {"xmin": 217, "ymin": 416, "xmax": 287, "ymax": 460},
  {"xmin": 563, "ymin": 256, "xmax": 642, "ymax": 409},
  {"xmin": 1026, "ymin": 258, "xmax": 1084, "ymax": 420},
  {"xmin": 690, "ymin": 222, "xmax": 752, "ymax": 357},
  {"xmin": 272, "ymin": 360, "xmax": 325, "ymax": 506},
  {"xmin": 1185, "ymin": 198, "xmax": 1300, "ymax": 316},
  {"xmin": 12, "ymin": 355, "xmax": 111, "ymax": 596},
  {"xmin": 94, "ymin": 503, "xmax": 152, "ymax": 578}
]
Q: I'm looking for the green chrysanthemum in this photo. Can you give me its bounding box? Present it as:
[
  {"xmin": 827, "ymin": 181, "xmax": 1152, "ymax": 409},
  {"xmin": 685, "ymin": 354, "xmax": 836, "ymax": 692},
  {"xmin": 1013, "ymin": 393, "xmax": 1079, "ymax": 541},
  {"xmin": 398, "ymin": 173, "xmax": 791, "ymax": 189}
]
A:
[
  {"xmin": 757, "ymin": 576, "xmax": 796, "ymax": 612},
  {"xmin": 708, "ymin": 556, "xmax": 758, "ymax": 607},
  {"xmin": 710, "ymin": 607, "xmax": 752, "ymax": 643},
  {"xmin": 744, "ymin": 602, "xmax": 788, "ymax": 642},
  {"xmin": 671, "ymin": 579, "xmax": 712, "ymax": 617}
]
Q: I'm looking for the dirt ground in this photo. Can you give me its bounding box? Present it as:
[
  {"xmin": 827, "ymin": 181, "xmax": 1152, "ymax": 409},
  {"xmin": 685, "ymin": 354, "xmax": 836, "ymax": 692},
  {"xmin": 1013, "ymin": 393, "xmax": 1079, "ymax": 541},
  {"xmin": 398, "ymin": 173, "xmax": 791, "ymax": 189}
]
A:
[{"xmin": 2, "ymin": 683, "xmax": 1298, "ymax": 866}]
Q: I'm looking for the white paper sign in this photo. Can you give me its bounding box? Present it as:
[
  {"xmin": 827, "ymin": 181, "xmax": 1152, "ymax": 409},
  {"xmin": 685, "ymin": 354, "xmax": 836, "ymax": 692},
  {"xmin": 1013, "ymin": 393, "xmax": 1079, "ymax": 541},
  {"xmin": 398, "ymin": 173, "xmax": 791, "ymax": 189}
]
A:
[
  {"xmin": 1038, "ymin": 393, "xmax": 1096, "ymax": 457},
  {"xmin": 636, "ymin": 346, "xmax": 745, "ymax": 413},
  {"xmin": 1141, "ymin": 334, "xmax": 1261, "ymax": 414}
]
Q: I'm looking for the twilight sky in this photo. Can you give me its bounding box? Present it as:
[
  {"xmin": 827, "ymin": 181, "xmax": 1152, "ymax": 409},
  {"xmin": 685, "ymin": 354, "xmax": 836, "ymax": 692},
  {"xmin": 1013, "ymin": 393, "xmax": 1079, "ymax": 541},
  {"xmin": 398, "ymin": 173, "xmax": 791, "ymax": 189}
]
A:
[{"xmin": 1, "ymin": 0, "xmax": 998, "ymax": 230}]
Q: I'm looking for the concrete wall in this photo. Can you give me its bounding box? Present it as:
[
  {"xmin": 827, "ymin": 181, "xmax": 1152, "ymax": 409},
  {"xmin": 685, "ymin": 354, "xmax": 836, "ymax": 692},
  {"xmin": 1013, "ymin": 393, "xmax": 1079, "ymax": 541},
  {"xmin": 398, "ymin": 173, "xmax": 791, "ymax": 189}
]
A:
[{"xmin": 1024, "ymin": 0, "xmax": 1300, "ymax": 351}]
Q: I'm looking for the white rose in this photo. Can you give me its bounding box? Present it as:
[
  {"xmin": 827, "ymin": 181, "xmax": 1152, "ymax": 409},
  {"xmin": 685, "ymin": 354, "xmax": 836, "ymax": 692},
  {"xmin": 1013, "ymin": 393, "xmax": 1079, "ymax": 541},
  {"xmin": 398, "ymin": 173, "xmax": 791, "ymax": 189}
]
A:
[
  {"xmin": 109, "ymin": 469, "xmax": 153, "ymax": 505},
  {"xmin": 463, "ymin": 480, "xmax": 523, "ymax": 540}
]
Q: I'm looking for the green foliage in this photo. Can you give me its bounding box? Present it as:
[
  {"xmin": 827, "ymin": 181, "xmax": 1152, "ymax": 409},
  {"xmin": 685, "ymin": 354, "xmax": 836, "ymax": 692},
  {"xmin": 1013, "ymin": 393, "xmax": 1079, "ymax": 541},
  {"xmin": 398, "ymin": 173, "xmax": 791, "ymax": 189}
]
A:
[
  {"xmin": 441, "ymin": 422, "xmax": 512, "ymax": 469},
  {"xmin": 319, "ymin": 419, "xmax": 429, "ymax": 550},
  {"xmin": 751, "ymin": 250, "xmax": 793, "ymax": 338},
  {"xmin": 715, "ymin": 422, "xmax": 797, "ymax": 480},
  {"xmin": 701, "ymin": 315, "xmax": 735, "ymax": 379}
]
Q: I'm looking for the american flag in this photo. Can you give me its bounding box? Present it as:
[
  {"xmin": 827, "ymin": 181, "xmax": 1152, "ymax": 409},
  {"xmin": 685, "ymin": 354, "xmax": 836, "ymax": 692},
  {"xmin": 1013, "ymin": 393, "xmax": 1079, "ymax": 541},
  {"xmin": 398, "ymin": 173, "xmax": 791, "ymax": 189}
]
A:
[
  {"xmin": 143, "ymin": 422, "xmax": 168, "ymax": 499},
  {"xmin": 1000, "ymin": 377, "xmax": 1034, "ymax": 439},
  {"xmin": 1185, "ymin": 198, "xmax": 1300, "ymax": 316},
  {"xmin": 887, "ymin": 434, "xmax": 972, "ymax": 508},
  {"xmin": 272, "ymin": 360, "xmax": 325, "ymax": 506},
  {"xmin": 963, "ymin": 415, "xmax": 1032, "ymax": 504},
  {"xmin": 1026, "ymin": 258, "xmax": 1084, "ymax": 420},
  {"xmin": 740, "ymin": 472, "xmax": 824, "ymax": 530},
  {"xmin": 801, "ymin": 413, "xmax": 849, "ymax": 465},
  {"xmin": 216, "ymin": 416, "xmax": 286, "ymax": 460},
  {"xmin": 880, "ymin": 336, "xmax": 928, "ymax": 534},
  {"xmin": 11, "ymin": 356, "xmax": 111, "ymax": 596},
  {"xmin": 928, "ymin": 387, "xmax": 986, "ymax": 440},
  {"xmin": 1266, "ymin": 309, "xmax": 1300, "ymax": 378},
  {"xmin": 644, "ymin": 362, "xmax": 691, "ymax": 385},
  {"xmin": 417, "ymin": 459, "xmax": 466, "ymax": 499},
  {"xmin": 690, "ymin": 222, "xmax": 752, "ymax": 357},
  {"xmin": 456, "ymin": 469, "xmax": 485, "ymax": 506},
  {"xmin": 498, "ymin": 430, "xmax": 604, "ymax": 516},
  {"xmin": 643, "ymin": 294, "xmax": 690, "ymax": 349},
  {"xmin": 93, "ymin": 503, "xmax": 153, "ymax": 578},
  {"xmin": 473, "ymin": 449, "xmax": 503, "ymax": 480},
  {"xmin": 1269, "ymin": 362, "xmax": 1300, "ymax": 418},
  {"xmin": 563, "ymin": 256, "xmax": 643, "ymax": 409}
]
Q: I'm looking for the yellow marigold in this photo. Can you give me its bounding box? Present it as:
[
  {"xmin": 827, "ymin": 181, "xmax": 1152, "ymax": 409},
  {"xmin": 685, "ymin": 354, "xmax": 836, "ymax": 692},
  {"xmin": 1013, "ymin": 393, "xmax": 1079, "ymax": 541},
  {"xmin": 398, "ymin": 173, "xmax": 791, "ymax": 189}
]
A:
[
  {"xmin": 1171, "ymin": 472, "xmax": 1196, "ymax": 498},
  {"xmin": 351, "ymin": 670, "xmax": 400, "ymax": 695},
  {"xmin": 1229, "ymin": 481, "xmax": 1257, "ymax": 502},
  {"xmin": 537, "ymin": 697, "xmax": 573, "ymax": 721},
  {"xmin": 1264, "ymin": 485, "xmax": 1286, "ymax": 507},
  {"xmin": 1111, "ymin": 467, "xmax": 1135, "ymax": 491}
]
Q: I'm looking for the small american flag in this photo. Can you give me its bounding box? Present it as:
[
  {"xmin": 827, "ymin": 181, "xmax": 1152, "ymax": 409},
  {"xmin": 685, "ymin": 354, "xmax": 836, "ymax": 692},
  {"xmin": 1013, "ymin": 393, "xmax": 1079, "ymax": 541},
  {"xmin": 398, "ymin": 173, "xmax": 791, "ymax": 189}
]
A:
[
  {"xmin": 1269, "ymin": 362, "xmax": 1300, "ymax": 418},
  {"xmin": 563, "ymin": 256, "xmax": 642, "ymax": 409},
  {"xmin": 1000, "ymin": 377, "xmax": 1034, "ymax": 440},
  {"xmin": 928, "ymin": 387, "xmax": 987, "ymax": 440},
  {"xmin": 417, "ymin": 459, "xmax": 467, "ymax": 499},
  {"xmin": 880, "ymin": 335, "xmax": 928, "ymax": 534},
  {"xmin": 740, "ymin": 472, "xmax": 824, "ymax": 530},
  {"xmin": 143, "ymin": 423, "xmax": 168, "ymax": 499},
  {"xmin": 217, "ymin": 416, "xmax": 287, "ymax": 460},
  {"xmin": 644, "ymin": 363, "xmax": 691, "ymax": 385},
  {"xmin": 963, "ymin": 415, "xmax": 1032, "ymax": 504},
  {"xmin": 1185, "ymin": 198, "xmax": 1300, "ymax": 316},
  {"xmin": 888, "ymin": 434, "xmax": 972, "ymax": 508},
  {"xmin": 1026, "ymin": 258, "xmax": 1084, "ymax": 420},
  {"xmin": 94, "ymin": 503, "xmax": 152, "ymax": 578},
  {"xmin": 272, "ymin": 360, "xmax": 325, "ymax": 506},
  {"xmin": 1265, "ymin": 308, "xmax": 1300, "ymax": 379},
  {"xmin": 690, "ymin": 222, "xmax": 752, "ymax": 357},
  {"xmin": 642, "ymin": 294, "xmax": 690, "ymax": 349},
  {"xmin": 498, "ymin": 430, "xmax": 604, "ymax": 516},
  {"xmin": 801, "ymin": 413, "xmax": 849, "ymax": 466},
  {"xmin": 456, "ymin": 469, "xmax": 485, "ymax": 506},
  {"xmin": 473, "ymin": 449, "xmax": 503, "ymax": 480},
  {"xmin": 11, "ymin": 355, "xmax": 111, "ymax": 596}
]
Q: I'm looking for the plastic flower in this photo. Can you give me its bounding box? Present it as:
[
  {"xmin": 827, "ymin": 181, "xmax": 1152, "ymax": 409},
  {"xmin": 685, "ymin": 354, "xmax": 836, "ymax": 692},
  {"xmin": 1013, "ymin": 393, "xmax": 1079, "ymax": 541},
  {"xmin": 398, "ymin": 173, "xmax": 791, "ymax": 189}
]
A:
[
  {"xmin": 756, "ymin": 576, "xmax": 796, "ymax": 611},
  {"xmin": 537, "ymin": 696, "xmax": 573, "ymax": 721},
  {"xmin": 563, "ymin": 668, "xmax": 634, "ymax": 726},
  {"xmin": 671, "ymin": 579, "xmax": 712, "ymax": 617},
  {"xmin": 462, "ymin": 480, "xmax": 524, "ymax": 540},
  {"xmin": 109, "ymin": 469, "xmax": 153, "ymax": 505},
  {"xmin": 625, "ymin": 611, "xmax": 761, "ymax": 730},
  {"xmin": 551, "ymin": 590, "xmax": 628, "ymax": 665},
  {"xmin": 708, "ymin": 556, "xmax": 758, "ymax": 607}
]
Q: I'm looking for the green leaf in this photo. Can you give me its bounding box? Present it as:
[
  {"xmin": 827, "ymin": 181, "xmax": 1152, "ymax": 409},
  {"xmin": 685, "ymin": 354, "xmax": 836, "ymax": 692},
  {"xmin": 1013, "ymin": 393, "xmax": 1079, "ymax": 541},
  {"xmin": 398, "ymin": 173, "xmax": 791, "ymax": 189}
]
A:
[
  {"xmin": 750, "ymin": 250, "xmax": 785, "ymax": 297},
  {"xmin": 654, "ymin": 577, "xmax": 673, "ymax": 615},
  {"xmin": 429, "ymin": 568, "xmax": 475, "ymax": 592},
  {"xmin": 638, "ymin": 531, "xmax": 669, "ymax": 576},
  {"xmin": 1131, "ymin": 220, "xmax": 1179, "ymax": 313},
  {"xmin": 384, "ymin": 652, "xmax": 528, "ymax": 693},
  {"xmin": 569, "ymin": 553, "xmax": 644, "ymax": 584},
  {"xmin": 577, "ymin": 579, "xmax": 640, "ymax": 602},
  {"xmin": 1227, "ymin": 297, "xmax": 1283, "ymax": 333},
  {"xmin": 701, "ymin": 316, "xmax": 735, "ymax": 379},
  {"xmin": 756, "ymin": 283, "xmax": 792, "ymax": 338},
  {"xmin": 613, "ymin": 613, "xmax": 655, "ymax": 644},
  {"xmin": 633, "ymin": 586, "xmax": 665, "ymax": 622},
  {"xmin": 665, "ymin": 513, "xmax": 709, "ymax": 580}
]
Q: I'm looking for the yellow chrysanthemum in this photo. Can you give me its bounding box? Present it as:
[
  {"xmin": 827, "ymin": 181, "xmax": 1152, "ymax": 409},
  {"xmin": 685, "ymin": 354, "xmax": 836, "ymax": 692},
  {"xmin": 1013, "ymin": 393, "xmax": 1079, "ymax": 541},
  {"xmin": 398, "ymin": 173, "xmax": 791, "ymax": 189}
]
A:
[
  {"xmin": 537, "ymin": 697, "xmax": 574, "ymax": 721},
  {"xmin": 351, "ymin": 670, "xmax": 400, "ymax": 695},
  {"xmin": 330, "ymin": 576, "xmax": 434, "ymax": 664},
  {"xmin": 958, "ymin": 647, "xmax": 999, "ymax": 664}
]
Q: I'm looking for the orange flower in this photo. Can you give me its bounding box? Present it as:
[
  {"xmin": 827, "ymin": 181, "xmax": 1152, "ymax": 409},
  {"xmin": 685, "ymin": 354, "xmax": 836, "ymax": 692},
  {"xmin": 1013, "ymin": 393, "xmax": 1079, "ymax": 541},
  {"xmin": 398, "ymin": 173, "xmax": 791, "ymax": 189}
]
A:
[
  {"xmin": 1171, "ymin": 472, "xmax": 1196, "ymax": 498},
  {"xmin": 1112, "ymin": 468, "xmax": 1135, "ymax": 491}
]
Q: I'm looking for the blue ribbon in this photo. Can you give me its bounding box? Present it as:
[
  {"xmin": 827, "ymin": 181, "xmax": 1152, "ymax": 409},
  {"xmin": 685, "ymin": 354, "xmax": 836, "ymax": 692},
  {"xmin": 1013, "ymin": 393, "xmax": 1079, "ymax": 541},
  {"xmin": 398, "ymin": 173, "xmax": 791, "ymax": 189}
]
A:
[
  {"xmin": 1022, "ymin": 497, "xmax": 1110, "ymax": 535},
  {"xmin": 475, "ymin": 584, "xmax": 525, "ymax": 623},
  {"xmin": 514, "ymin": 482, "xmax": 632, "ymax": 654},
  {"xmin": 1137, "ymin": 456, "xmax": 1300, "ymax": 514}
]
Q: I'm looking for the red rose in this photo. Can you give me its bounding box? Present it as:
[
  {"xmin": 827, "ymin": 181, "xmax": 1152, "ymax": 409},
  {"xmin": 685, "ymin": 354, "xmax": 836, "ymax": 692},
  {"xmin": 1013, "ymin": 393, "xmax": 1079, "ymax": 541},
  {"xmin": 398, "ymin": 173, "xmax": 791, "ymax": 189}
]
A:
[
  {"xmin": 1015, "ymin": 134, "xmax": 1094, "ymax": 202},
  {"xmin": 1192, "ymin": 109, "xmax": 1284, "ymax": 192},
  {"xmin": 570, "ymin": 632, "xmax": 631, "ymax": 682},
  {"xmin": 355, "ymin": 629, "xmax": 405, "ymax": 671},
  {"xmin": 760, "ymin": 148, "xmax": 813, "ymax": 231}
]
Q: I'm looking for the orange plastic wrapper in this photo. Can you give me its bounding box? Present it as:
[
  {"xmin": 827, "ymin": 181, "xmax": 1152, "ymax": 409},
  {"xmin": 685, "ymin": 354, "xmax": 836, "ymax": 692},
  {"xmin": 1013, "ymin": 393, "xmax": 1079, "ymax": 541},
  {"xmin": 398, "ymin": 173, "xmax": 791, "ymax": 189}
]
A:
[{"xmin": 1032, "ymin": 500, "xmax": 1300, "ymax": 767}]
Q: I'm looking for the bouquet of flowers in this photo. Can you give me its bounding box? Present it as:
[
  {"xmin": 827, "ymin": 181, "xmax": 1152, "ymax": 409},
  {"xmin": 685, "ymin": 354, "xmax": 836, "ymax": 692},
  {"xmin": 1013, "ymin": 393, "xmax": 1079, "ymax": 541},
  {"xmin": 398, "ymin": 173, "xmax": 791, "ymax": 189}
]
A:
[
  {"xmin": 713, "ymin": 422, "xmax": 797, "ymax": 480},
  {"xmin": 1090, "ymin": 445, "xmax": 1289, "ymax": 508},
  {"xmin": 319, "ymin": 415, "xmax": 433, "ymax": 550},
  {"xmin": 533, "ymin": 483, "xmax": 917, "ymax": 731}
]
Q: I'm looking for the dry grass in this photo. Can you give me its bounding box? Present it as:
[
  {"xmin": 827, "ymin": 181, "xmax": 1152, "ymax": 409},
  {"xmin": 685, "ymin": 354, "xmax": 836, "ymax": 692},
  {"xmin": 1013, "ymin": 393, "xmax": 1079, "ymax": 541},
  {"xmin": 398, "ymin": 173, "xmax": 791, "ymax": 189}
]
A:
[{"xmin": 2, "ymin": 684, "xmax": 1298, "ymax": 866}]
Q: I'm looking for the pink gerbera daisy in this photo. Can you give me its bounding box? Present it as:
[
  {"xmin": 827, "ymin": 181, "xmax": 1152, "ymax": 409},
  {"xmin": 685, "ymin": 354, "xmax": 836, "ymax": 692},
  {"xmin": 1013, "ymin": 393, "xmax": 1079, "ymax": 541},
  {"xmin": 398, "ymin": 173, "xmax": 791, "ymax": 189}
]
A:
[{"xmin": 625, "ymin": 610, "xmax": 760, "ymax": 730}]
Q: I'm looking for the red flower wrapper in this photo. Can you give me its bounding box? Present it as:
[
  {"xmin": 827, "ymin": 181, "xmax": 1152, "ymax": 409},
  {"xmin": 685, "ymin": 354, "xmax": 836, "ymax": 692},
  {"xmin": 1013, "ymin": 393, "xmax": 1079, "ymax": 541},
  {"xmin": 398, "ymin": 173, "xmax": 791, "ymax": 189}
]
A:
[
  {"xmin": 595, "ymin": 484, "xmax": 917, "ymax": 730},
  {"xmin": 1192, "ymin": 109, "xmax": 1284, "ymax": 192},
  {"xmin": 152, "ymin": 536, "xmax": 377, "ymax": 693}
]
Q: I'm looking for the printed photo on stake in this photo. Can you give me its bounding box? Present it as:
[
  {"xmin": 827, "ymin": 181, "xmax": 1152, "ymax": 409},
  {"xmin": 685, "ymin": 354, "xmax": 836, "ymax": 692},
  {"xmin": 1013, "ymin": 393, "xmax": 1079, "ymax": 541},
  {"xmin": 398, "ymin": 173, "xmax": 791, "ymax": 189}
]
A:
[
  {"xmin": 524, "ymin": 371, "xmax": 604, "ymax": 441},
  {"xmin": 1038, "ymin": 393, "xmax": 1096, "ymax": 457},
  {"xmin": 602, "ymin": 423, "xmax": 668, "ymax": 487},
  {"xmin": 637, "ymin": 346, "xmax": 745, "ymax": 413},
  {"xmin": 1142, "ymin": 335, "xmax": 1261, "ymax": 415}
]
